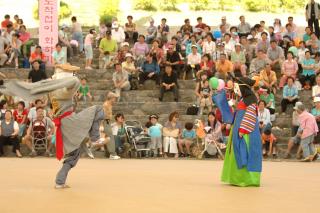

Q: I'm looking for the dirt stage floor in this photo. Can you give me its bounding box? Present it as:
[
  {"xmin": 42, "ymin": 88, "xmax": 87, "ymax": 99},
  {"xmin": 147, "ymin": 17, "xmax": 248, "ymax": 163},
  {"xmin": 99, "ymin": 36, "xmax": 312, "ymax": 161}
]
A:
[{"xmin": 0, "ymin": 158, "xmax": 319, "ymax": 213}]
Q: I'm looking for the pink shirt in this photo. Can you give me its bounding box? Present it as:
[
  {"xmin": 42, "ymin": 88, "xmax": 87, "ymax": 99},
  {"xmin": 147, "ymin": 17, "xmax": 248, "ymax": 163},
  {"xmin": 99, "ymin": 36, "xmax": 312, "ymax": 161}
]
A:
[
  {"xmin": 282, "ymin": 59, "xmax": 298, "ymax": 77},
  {"xmin": 19, "ymin": 32, "xmax": 30, "ymax": 43},
  {"xmin": 299, "ymin": 111, "xmax": 319, "ymax": 139},
  {"xmin": 84, "ymin": 34, "xmax": 93, "ymax": 46}
]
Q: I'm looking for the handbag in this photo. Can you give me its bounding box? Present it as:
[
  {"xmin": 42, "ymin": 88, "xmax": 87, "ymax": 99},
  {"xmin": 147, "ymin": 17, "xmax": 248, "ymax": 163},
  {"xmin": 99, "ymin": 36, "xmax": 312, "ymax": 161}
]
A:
[{"xmin": 163, "ymin": 127, "xmax": 179, "ymax": 138}]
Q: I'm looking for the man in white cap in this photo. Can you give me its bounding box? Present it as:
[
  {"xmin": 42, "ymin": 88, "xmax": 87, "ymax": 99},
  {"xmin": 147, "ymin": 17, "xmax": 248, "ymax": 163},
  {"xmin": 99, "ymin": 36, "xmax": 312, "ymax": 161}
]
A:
[
  {"xmin": 294, "ymin": 102, "xmax": 319, "ymax": 162},
  {"xmin": 220, "ymin": 16, "xmax": 230, "ymax": 32},
  {"xmin": 112, "ymin": 63, "xmax": 130, "ymax": 100},
  {"xmin": 186, "ymin": 44, "xmax": 201, "ymax": 79},
  {"xmin": 111, "ymin": 22, "xmax": 125, "ymax": 49}
]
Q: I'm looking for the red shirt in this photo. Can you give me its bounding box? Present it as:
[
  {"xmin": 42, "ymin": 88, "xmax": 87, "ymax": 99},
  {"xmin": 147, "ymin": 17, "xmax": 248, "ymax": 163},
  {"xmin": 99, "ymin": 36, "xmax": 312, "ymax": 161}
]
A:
[
  {"xmin": 13, "ymin": 109, "xmax": 28, "ymax": 124},
  {"xmin": 19, "ymin": 32, "xmax": 31, "ymax": 43},
  {"xmin": 200, "ymin": 60, "xmax": 214, "ymax": 77},
  {"xmin": 30, "ymin": 52, "xmax": 46, "ymax": 61},
  {"xmin": 1, "ymin": 20, "xmax": 12, "ymax": 28}
]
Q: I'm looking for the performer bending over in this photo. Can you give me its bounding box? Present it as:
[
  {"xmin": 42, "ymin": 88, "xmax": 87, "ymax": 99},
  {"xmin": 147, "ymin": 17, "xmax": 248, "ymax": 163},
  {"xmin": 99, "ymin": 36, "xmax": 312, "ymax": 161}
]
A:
[{"xmin": 0, "ymin": 65, "xmax": 120, "ymax": 189}]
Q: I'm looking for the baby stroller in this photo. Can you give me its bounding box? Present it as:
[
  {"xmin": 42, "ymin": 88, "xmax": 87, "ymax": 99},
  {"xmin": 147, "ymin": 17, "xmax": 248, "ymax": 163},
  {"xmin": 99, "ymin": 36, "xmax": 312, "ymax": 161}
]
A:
[
  {"xmin": 125, "ymin": 120, "xmax": 151, "ymax": 158},
  {"xmin": 202, "ymin": 126, "xmax": 225, "ymax": 159}
]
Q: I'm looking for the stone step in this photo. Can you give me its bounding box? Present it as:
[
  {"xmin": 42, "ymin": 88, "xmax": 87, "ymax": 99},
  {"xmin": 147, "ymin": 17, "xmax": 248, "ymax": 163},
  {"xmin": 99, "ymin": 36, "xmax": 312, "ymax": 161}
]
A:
[
  {"xmin": 77, "ymin": 101, "xmax": 192, "ymax": 116},
  {"xmin": 90, "ymin": 89, "xmax": 197, "ymax": 102}
]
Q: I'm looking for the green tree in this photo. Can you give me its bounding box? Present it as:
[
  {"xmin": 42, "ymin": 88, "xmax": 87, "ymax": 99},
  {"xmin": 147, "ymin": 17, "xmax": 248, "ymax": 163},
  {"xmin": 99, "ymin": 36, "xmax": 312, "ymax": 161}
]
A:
[
  {"xmin": 134, "ymin": 0, "xmax": 157, "ymax": 11},
  {"xmin": 33, "ymin": 1, "xmax": 72, "ymax": 20},
  {"xmin": 98, "ymin": 0, "xmax": 120, "ymax": 24}
]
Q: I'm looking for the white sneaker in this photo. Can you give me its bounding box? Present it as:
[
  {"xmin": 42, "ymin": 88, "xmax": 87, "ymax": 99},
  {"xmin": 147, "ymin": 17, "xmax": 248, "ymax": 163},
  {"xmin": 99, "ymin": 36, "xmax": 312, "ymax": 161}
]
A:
[
  {"xmin": 54, "ymin": 184, "xmax": 70, "ymax": 189},
  {"xmin": 109, "ymin": 155, "xmax": 120, "ymax": 160},
  {"xmin": 83, "ymin": 144, "xmax": 95, "ymax": 159}
]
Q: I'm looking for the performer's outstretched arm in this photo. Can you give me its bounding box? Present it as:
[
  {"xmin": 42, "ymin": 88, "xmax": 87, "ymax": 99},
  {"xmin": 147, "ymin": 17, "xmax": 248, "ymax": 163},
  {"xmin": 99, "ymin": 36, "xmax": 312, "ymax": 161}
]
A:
[{"xmin": 0, "ymin": 77, "xmax": 80, "ymax": 101}]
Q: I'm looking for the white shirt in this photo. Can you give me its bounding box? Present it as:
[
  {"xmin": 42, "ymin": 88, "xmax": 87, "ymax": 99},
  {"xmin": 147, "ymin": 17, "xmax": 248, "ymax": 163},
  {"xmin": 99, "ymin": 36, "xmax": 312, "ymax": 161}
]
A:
[
  {"xmin": 312, "ymin": 85, "xmax": 320, "ymax": 97},
  {"xmin": 258, "ymin": 108, "xmax": 271, "ymax": 126},
  {"xmin": 187, "ymin": 53, "xmax": 201, "ymax": 65},
  {"xmin": 202, "ymin": 41, "xmax": 216, "ymax": 55},
  {"xmin": 112, "ymin": 28, "xmax": 125, "ymax": 43},
  {"xmin": 223, "ymin": 40, "xmax": 235, "ymax": 55}
]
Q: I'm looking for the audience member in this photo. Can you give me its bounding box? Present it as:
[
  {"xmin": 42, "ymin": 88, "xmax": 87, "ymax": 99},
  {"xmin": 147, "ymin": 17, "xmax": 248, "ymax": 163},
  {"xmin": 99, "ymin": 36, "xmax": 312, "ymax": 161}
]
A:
[
  {"xmin": 159, "ymin": 65, "xmax": 178, "ymax": 102},
  {"xmin": 28, "ymin": 61, "xmax": 47, "ymax": 83},
  {"xmin": 77, "ymin": 78, "xmax": 92, "ymax": 102},
  {"xmin": 113, "ymin": 63, "xmax": 130, "ymax": 100},
  {"xmin": 125, "ymin": 15, "xmax": 139, "ymax": 43},
  {"xmin": 0, "ymin": 110, "xmax": 22, "ymax": 157},
  {"xmin": 179, "ymin": 122, "xmax": 196, "ymax": 157},
  {"xmin": 71, "ymin": 16, "xmax": 83, "ymax": 53},
  {"xmin": 281, "ymin": 77, "xmax": 299, "ymax": 114},
  {"xmin": 163, "ymin": 112, "xmax": 182, "ymax": 158},
  {"xmin": 146, "ymin": 114, "xmax": 163, "ymax": 157},
  {"xmin": 84, "ymin": 29, "xmax": 96, "ymax": 70},
  {"xmin": 146, "ymin": 18, "xmax": 157, "ymax": 44}
]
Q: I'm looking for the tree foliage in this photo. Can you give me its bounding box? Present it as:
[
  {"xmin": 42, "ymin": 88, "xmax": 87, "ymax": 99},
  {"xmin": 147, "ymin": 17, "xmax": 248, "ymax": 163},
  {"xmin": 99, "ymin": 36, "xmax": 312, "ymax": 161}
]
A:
[{"xmin": 33, "ymin": 1, "xmax": 72, "ymax": 20}]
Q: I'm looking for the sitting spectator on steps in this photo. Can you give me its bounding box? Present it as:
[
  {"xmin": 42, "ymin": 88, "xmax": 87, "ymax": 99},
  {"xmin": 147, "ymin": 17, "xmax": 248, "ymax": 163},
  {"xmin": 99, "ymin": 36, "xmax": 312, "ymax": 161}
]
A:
[
  {"xmin": 28, "ymin": 99, "xmax": 47, "ymax": 122},
  {"xmin": 52, "ymin": 43, "xmax": 67, "ymax": 65},
  {"xmin": 28, "ymin": 61, "xmax": 47, "ymax": 83},
  {"xmin": 215, "ymin": 53, "xmax": 233, "ymax": 80},
  {"xmin": 146, "ymin": 18, "xmax": 157, "ymax": 44},
  {"xmin": 259, "ymin": 87, "xmax": 275, "ymax": 114},
  {"xmin": 259, "ymin": 63, "xmax": 277, "ymax": 94},
  {"xmin": 24, "ymin": 107, "xmax": 55, "ymax": 157},
  {"xmin": 267, "ymin": 40, "xmax": 285, "ymax": 72},
  {"xmin": 311, "ymin": 97, "xmax": 320, "ymax": 143},
  {"xmin": 111, "ymin": 113, "xmax": 127, "ymax": 154},
  {"xmin": 178, "ymin": 122, "xmax": 196, "ymax": 157},
  {"xmin": 29, "ymin": 46, "xmax": 47, "ymax": 71},
  {"xmin": 185, "ymin": 45, "xmax": 201, "ymax": 80},
  {"xmin": 295, "ymin": 102, "xmax": 319, "ymax": 162},
  {"xmin": 139, "ymin": 54, "xmax": 160, "ymax": 86},
  {"xmin": 19, "ymin": 25, "xmax": 33, "ymax": 58},
  {"xmin": 258, "ymin": 100, "xmax": 272, "ymax": 133},
  {"xmin": 0, "ymin": 31, "xmax": 9, "ymax": 67},
  {"xmin": 312, "ymin": 75, "xmax": 320, "ymax": 98},
  {"xmin": 300, "ymin": 51, "xmax": 316, "ymax": 90},
  {"xmin": 132, "ymin": 35, "xmax": 149, "ymax": 62},
  {"xmin": 199, "ymin": 79, "xmax": 212, "ymax": 115},
  {"xmin": 112, "ymin": 22, "xmax": 125, "ymax": 48},
  {"xmin": 281, "ymin": 77, "xmax": 299, "ymax": 115},
  {"xmin": 249, "ymin": 50, "xmax": 271, "ymax": 77},
  {"xmin": 99, "ymin": 31, "xmax": 117, "ymax": 58},
  {"xmin": 165, "ymin": 45, "xmax": 182, "ymax": 77},
  {"xmin": 77, "ymin": 78, "xmax": 92, "ymax": 102},
  {"xmin": 125, "ymin": 15, "xmax": 138, "ymax": 43},
  {"xmin": 6, "ymin": 33, "xmax": 21, "ymax": 68},
  {"xmin": 163, "ymin": 112, "xmax": 182, "ymax": 158},
  {"xmin": 13, "ymin": 101, "xmax": 28, "ymax": 137},
  {"xmin": 231, "ymin": 43, "xmax": 246, "ymax": 77},
  {"xmin": 279, "ymin": 51, "xmax": 298, "ymax": 88},
  {"xmin": 159, "ymin": 65, "xmax": 178, "ymax": 102},
  {"xmin": 0, "ymin": 110, "xmax": 22, "ymax": 158},
  {"xmin": 113, "ymin": 63, "xmax": 130, "ymax": 100},
  {"xmin": 197, "ymin": 54, "xmax": 214, "ymax": 79}
]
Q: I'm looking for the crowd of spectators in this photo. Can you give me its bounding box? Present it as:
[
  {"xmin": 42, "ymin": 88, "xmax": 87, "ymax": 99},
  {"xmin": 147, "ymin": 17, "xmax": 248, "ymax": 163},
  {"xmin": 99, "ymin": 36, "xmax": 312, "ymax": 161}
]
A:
[{"xmin": 0, "ymin": 3, "xmax": 320, "ymax": 160}]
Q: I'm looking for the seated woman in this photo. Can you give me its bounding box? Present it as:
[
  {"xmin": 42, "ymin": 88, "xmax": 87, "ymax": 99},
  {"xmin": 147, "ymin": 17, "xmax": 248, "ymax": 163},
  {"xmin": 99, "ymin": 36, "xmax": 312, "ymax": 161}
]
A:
[
  {"xmin": 0, "ymin": 110, "xmax": 22, "ymax": 157},
  {"xmin": 280, "ymin": 51, "xmax": 298, "ymax": 88},
  {"xmin": 122, "ymin": 53, "xmax": 138, "ymax": 90},
  {"xmin": 259, "ymin": 87, "xmax": 275, "ymax": 115},
  {"xmin": 257, "ymin": 100, "xmax": 271, "ymax": 133},
  {"xmin": 163, "ymin": 112, "xmax": 182, "ymax": 158},
  {"xmin": 196, "ymin": 54, "xmax": 214, "ymax": 79},
  {"xmin": 205, "ymin": 112, "xmax": 225, "ymax": 150},
  {"xmin": 19, "ymin": 25, "xmax": 33, "ymax": 58},
  {"xmin": 231, "ymin": 43, "xmax": 246, "ymax": 77},
  {"xmin": 300, "ymin": 51, "xmax": 316, "ymax": 90},
  {"xmin": 6, "ymin": 33, "xmax": 21, "ymax": 68},
  {"xmin": 13, "ymin": 101, "xmax": 28, "ymax": 138}
]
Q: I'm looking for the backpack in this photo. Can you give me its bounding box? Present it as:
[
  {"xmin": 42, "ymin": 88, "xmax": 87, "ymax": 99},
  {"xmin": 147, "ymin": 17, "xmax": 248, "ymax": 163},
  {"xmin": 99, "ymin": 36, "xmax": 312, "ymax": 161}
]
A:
[{"xmin": 186, "ymin": 105, "xmax": 199, "ymax": 115}]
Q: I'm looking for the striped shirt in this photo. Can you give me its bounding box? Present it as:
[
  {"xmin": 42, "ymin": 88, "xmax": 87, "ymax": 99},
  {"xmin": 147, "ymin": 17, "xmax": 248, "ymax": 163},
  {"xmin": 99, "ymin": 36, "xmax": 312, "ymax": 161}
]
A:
[{"xmin": 239, "ymin": 104, "xmax": 257, "ymax": 134}]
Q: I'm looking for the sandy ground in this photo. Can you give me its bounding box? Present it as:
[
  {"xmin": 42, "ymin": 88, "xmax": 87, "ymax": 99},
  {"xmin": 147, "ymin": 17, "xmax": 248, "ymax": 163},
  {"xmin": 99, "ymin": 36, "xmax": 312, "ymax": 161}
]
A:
[{"xmin": 0, "ymin": 158, "xmax": 319, "ymax": 213}]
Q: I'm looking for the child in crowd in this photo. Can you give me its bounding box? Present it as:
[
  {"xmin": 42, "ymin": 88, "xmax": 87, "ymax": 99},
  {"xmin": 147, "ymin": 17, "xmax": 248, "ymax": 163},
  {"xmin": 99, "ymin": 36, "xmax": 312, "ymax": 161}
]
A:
[
  {"xmin": 77, "ymin": 78, "xmax": 92, "ymax": 103},
  {"xmin": 111, "ymin": 113, "xmax": 126, "ymax": 154},
  {"xmin": 102, "ymin": 51, "xmax": 114, "ymax": 69},
  {"xmin": 145, "ymin": 114, "xmax": 163, "ymax": 157},
  {"xmin": 84, "ymin": 28, "xmax": 96, "ymax": 70},
  {"xmin": 261, "ymin": 128, "xmax": 277, "ymax": 158},
  {"xmin": 179, "ymin": 122, "xmax": 196, "ymax": 157},
  {"xmin": 199, "ymin": 79, "xmax": 212, "ymax": 115}
]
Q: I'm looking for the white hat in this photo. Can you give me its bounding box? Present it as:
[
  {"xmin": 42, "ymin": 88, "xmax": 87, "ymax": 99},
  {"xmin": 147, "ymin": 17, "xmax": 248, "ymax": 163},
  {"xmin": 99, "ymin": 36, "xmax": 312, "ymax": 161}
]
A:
[
  {"xmin": 314, "ymin": 97, "xmax": 320, "ymax": 103},
  {"xmin": 121, "ymin": 42, "xmax": 129, "ymax": 47},
  {"xmin": 235, "ymin": 43, "xmax": 242, "ymax": 46},
  {"xmin": 61, "ymin": 24, "xmax": 68, "ymax": 29},
  {"xmin": 247, "ymin": 35, "xmax": 254, "ymax": 40},
  {"xmin": 221, "ymin": 16, "xmax": 226, "ymax": 20},
  {"xmin": 112, "ymin": 22, "xmax": 119, "ymax": 29},
  {"xmin": 125, "ymin": 53, "xmax": 133, "ymax": 58},
  {"xmin": 191, "ymin": 44, "xmax": 197, "ymax": 48}
]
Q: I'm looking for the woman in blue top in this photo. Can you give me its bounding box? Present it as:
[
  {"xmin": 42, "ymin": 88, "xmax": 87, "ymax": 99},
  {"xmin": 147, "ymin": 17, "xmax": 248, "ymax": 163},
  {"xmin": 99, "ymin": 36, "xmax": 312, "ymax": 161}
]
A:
[{"xmin": 300, "ymin": 51, "xmax": 316, "ymax": 89}]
